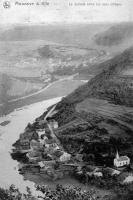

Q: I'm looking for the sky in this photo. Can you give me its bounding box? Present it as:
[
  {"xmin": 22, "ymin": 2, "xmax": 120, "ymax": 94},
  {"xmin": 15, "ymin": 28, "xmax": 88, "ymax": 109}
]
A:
[{"xmin": 0, "ymin": 0, "xmax": 132, "ymax": 25}]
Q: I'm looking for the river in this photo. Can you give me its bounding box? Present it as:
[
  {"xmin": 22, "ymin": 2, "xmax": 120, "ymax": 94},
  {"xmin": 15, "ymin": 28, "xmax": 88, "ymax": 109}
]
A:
[
  {"xmin": 0, "ymin": 96, "xmax": 93, "ymax": 195},
  {"xmin": 0, "ymin": 97, "xmax": 62, "ymax": 193},
  {"xmin": 0, "ymin": 80, "xmax": 108, "ymax": 197},
  {"xmin": 0, "ymin": 78, "xmax": 88, "ymax": 194}
]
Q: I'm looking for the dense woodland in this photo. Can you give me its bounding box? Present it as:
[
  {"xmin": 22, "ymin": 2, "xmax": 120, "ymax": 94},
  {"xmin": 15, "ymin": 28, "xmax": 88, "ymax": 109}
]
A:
[
  {"xmin": 1, "ymin": 183, "xmax": 133, "ymax": 200},
  {"xmin": 61, "ymin": 47, "xmax": 133, "ymax": 106},
  {"xmin": 0, "ymin": 184, "xmax": 103, "ymax": 200}
]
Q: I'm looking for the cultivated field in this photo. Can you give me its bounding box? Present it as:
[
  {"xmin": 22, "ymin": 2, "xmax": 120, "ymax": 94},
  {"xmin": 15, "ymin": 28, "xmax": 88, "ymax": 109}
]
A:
[{"xmin": 76, "ymin": 98, "xmax": 133, "ymax": 136}]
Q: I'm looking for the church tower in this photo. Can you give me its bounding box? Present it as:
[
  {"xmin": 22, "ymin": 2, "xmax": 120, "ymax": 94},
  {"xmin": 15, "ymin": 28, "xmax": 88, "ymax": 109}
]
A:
[{"xmin": 116, "ymin": 151, "xmax": 119, "ymax": 159}]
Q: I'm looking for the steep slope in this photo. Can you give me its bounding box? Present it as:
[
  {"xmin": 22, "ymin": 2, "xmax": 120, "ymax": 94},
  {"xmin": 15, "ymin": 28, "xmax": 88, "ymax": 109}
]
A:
[
  {"xmin": 61, "ymin": 46, "xmax": 133, "ymax": 106},
  {"xmin": 13, "ymin": 47, "xmax": 133, "ymax": 168},
  {"xmin": 40, "ymin": 47, "xmax": 133, "ymax": 166}
]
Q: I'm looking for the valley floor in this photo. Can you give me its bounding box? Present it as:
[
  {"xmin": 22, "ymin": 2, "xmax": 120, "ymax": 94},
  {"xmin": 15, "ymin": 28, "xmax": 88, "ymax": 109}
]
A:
[{"xmin": 0, "ymin": 79, "xmax": 85, "ymax": 116}]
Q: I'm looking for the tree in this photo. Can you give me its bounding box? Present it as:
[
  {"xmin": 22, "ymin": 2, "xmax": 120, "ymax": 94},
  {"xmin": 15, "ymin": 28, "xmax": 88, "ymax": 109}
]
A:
[{"xmin": 0, "ymin": 184, "xmax": 100, "ymax": 200}]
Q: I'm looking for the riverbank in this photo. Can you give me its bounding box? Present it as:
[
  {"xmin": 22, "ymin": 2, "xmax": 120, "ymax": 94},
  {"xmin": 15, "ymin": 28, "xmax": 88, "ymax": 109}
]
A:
[
  {"xmin": 0, "ymin": 97, "xmax": 62, "ymax": 193},
  {"xmin": 0, "ymin": 96, "xmax": 98, "ymax": 193},
  {"xmin": 0, "ymin": 95, "xmax": 111, "ymax": 199}
]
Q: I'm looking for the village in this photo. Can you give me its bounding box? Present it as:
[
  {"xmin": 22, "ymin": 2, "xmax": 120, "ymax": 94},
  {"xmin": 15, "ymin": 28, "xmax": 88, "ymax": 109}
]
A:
[{"xmin": 12, "ymin": 105, "xmax": 133, "ymax": 186}]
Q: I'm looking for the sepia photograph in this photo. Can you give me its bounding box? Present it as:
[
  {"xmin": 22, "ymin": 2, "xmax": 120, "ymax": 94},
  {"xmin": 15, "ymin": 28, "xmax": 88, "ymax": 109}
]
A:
[{"xmin": 0, "ymin": 0, "xmax": 133, "ymax": 199}]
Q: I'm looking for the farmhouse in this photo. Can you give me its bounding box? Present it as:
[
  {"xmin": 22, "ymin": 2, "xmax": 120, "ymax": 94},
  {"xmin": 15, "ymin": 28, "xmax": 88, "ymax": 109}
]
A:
[
  {"xmin": 123, "ymin": 174, "xmax": 133, "ymax": 184},
  {"xmin": 105, "ymin": 167, "xmax": 121, "ymax": 176},
  {"xmin": 38, "ymin": 160, "xmax": 56, "ymax": 171},
  {"xmin": 59, "ymin": 152, "xmax": 71, "ymax": 162},
  {"xmin": 19, "ymin": 139, "xmax": 30, "ymax": 150},
  {"xmin": 49, "ymin": 120, "xmax": 58, "ymax": 129},
  {"xmin": 39, "ymin": 136, "xmax": 49, "ymax": 145},
  {"xmin": 20, "ymin": 131, "xmax": 38, "ymax": 141},
  {"xmin": 27, "ymin": 151, "xmax": 42, "ymax": 162},
  {"xmin": 114, "ymin": 151, "xmax": 130, "ymax": 168},
  {"xmin": 30, "ymin": 139, "xmax": 43, "ymax": 150},
  {"xmin": 37, "ymin": 130, "xmax": 45, "ymax": 139},
  {"xmin": 94, "ymin": 172, "xmax": 103, "ymax": 177}
]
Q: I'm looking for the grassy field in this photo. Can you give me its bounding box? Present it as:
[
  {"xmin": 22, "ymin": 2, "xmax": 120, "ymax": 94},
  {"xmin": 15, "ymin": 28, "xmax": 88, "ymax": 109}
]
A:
[
  {"xmin": 0, "ymin": 79, "xmax": 84, "ymax": 116},
  {"xmin": 76, "ymin": 98, "xmax": 133, "ymax": 137},
  {"xmin": 123, "ymin": 69, "xmax": 133, "ymax": 75},
  {"xmin": 7, "ymin": 78, "xmax": 43, "ymax": 97}
]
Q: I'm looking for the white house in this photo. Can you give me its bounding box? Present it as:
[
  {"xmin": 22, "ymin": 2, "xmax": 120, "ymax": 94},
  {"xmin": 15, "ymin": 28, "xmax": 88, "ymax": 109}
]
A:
[
  {"xmin": 37, "ymin": 130, "xmax": 45, "ymax": 139},
  {"xmin": 94, "ymin": 172, "xmax": 103, "ymax": 177},
  {"xmin": 59, "ymin": 152, "xmax": 71, "ymax": 162},
  {"xmin": 49, "ymin": 120, "xmax": 58, "ymax": 129},
  {"xmin": 38, "ymin": 160, "xmax": 56, "ymax": 169},
  {"xmin": 111, "ymin": 169, "xmax": 121, "ymax": 176},
  {"xmin": 123, "ymin": 174, "xmax": 133, "ymax": 184},
  {"xmin": 114, "ymin": 151, "xmax": 130, "ymax": 168}
]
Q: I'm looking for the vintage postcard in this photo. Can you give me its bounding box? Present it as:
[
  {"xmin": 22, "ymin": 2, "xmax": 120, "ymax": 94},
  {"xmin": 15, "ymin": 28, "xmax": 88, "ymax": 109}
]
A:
[{"xmin": 0, "ymin": 0, "xmax": 133, "ymax": 199}]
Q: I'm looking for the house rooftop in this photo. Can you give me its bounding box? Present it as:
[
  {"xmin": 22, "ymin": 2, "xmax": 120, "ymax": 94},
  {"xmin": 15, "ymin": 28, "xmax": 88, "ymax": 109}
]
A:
[
  {"xmin": 46, "ymin": 138, "xmax": 56, "ymax": 144},
  {"xmin": 116, "ymin": 156, "xmax": 129, "ymax": 162},
  {"xmin": 27, "ymin": 151, "xmax": 42, "ymax": 158}
]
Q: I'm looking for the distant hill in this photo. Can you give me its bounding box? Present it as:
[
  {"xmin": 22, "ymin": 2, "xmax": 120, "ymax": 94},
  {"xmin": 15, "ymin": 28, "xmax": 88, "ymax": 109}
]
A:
[
  {"xmin": 0, "ymin": 24, "xmax": 110, "ymax": 45},
  {"xmin": 1, "ymin": 23, "xmax": 133, "ymax": 56},
  {"xmin": 94, "ymin": 23, "xmax": 133, "ymax": 46}
]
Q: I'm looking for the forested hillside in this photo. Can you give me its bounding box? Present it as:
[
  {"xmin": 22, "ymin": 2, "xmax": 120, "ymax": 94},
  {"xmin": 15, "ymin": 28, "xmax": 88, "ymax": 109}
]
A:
[
  {"xmin": 40, "ymin": 47, "xmax": 133, "ymax": 167},
  {"xmin": 59, "ymin": 46, "xmax": 133, "ymax": 107}
]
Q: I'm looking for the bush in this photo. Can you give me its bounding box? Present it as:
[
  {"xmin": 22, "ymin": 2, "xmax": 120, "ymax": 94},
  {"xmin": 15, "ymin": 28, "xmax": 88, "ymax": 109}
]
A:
[{"xmin": 0, "ymin": 184, "xmax": 100, "ymax": 200}]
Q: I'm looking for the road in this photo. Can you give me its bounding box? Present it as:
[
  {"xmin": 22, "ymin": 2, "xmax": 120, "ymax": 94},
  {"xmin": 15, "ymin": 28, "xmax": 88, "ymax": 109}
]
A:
[
  {"xmin": 45, "ymin": 104, "xmax": 63, "ymax": 149},
  {"xmin": 0, "ymin": 78, "xmax": 70, "ymax": 107},
  {"xmin": 44, "ymin": 104, "xmax": 57, "ymax": 121},
  {"xmin": 48, "ymin": 123, "xmax": 64, "ymax": 151}
]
